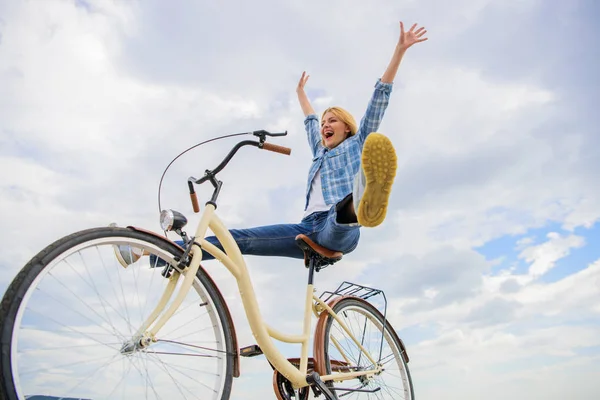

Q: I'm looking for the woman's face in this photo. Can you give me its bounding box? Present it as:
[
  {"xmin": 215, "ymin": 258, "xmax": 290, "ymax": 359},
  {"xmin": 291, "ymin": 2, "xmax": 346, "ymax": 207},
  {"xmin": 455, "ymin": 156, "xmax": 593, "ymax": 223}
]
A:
[{"xmin": 321, "ymin": 112, "xmax": 351, "ymax": 149}]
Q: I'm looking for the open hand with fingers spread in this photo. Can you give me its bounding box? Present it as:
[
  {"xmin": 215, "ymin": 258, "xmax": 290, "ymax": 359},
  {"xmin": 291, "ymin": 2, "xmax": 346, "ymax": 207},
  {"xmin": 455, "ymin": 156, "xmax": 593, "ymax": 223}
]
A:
[
  {"xmin": 380, "ymin": 21, "xmax": 428, "ymax": 83},
  {"xmin": 399, "ymin": 22, "xmax": 428, "ymax": 51},
  {"xmin": 297, "ymin": 71, "xmax": 310, "ymax": 94},
  {"xmin": 296, "ymin": 71, "xmax": 316, "ymax": 117}
]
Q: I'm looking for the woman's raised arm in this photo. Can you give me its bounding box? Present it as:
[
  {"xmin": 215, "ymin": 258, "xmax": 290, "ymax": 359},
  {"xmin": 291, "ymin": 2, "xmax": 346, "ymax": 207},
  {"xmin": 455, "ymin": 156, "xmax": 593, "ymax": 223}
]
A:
[
  {"xmin": 296, "ymin": 71, "xmax": 317, "ymax": 117},
  {"xmin": 381, "ymin": 22, "xmax": 428, "ymax": 84}
]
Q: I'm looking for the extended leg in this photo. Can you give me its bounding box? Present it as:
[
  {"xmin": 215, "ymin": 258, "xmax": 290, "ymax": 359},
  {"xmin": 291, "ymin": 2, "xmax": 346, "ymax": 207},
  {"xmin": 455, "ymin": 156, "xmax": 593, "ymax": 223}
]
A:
[
  {"xmin": 353, "ymin": 133, "xmax": 397, "ymax": 227},
  {"xmin": 201, "ymin": 223, "xmax": 311, "ymax": 260},
  {"xmin": 113, "ymin": 221, "xmax": 314, "ymax": 268}
]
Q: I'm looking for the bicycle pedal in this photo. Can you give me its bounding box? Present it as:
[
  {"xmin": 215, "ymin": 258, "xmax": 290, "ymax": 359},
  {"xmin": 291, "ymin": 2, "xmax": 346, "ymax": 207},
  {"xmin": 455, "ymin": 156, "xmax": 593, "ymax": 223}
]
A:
[{"xmin": 240, "ymin": 344, "xmax": 263, "ymax": 357}]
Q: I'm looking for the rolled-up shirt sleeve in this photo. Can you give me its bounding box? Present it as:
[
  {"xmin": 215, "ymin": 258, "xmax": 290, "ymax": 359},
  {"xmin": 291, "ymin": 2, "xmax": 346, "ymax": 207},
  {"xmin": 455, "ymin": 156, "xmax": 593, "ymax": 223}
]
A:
[
  {"xmin": 356, "ymin": 79, "xmax": 393, "ymax": 146},
  {"xmin": 304, "ymin": 114, "xmax": 321, "ymax": 156}
]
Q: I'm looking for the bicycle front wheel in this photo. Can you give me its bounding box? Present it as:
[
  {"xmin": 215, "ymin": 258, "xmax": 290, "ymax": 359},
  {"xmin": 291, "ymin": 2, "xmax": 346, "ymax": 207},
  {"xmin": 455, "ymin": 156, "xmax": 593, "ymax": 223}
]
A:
[
  {"xmin": 315, "ymin": 297, "xmax": 414, "ymax": 399},
  {"xmin": 0, "ymin": 226, "xmax": 235, "ymax": 400}
]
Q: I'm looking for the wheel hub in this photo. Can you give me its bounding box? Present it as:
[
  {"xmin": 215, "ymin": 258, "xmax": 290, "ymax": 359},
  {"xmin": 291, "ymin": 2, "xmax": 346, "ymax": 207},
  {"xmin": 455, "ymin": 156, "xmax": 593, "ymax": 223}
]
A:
[{"xmin": 120, "ymin": 335, "xmax": 153, "ymax": 355}]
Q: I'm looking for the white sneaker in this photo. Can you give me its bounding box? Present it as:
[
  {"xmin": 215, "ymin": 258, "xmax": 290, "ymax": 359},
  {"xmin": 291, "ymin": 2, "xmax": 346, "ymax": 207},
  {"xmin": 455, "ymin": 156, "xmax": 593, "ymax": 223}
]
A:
[{"xmin": 354, "ymin": 133, "xmax": 397, "ymax": 227}]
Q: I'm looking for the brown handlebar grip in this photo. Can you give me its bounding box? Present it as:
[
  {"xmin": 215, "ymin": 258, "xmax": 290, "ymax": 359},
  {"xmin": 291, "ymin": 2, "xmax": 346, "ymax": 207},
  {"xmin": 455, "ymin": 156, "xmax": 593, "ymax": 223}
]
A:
[
  {"xmin": 262, "ymin": 142, "xmax": 292, "ymax": 155},
  {"xmin": 190, "ymin": 192, "xmax": 200, "ymax": 213}
]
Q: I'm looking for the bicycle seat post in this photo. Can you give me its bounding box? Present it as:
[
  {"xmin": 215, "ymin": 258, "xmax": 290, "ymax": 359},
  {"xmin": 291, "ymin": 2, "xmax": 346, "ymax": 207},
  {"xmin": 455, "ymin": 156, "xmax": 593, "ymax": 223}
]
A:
[{"xmin": 307, "ymin": 253, "xmax": 317, "ymax": 285}]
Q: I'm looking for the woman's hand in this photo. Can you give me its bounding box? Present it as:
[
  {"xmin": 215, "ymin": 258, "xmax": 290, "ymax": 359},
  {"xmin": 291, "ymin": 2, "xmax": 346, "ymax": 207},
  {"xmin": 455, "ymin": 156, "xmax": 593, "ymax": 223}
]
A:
[
  {"xmin": 296, "ymin": 71, "xmax": 316, "ymax": 117},
  {"xmin": 398, "ymin": 22, "xmax": 428, "ymax": 51},
  {"xmin": 380, "ymin": 21, "xmax": 428, "ymax": 83},
  {"xmin": 297, "ymin": 71, "xmax": 310, "ymax": 93}
]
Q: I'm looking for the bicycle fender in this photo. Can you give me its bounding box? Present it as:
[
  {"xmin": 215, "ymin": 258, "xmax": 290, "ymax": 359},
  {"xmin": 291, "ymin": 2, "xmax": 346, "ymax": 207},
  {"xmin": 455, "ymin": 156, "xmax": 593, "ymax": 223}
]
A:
[{"xmin": 127, "ymin": 226, "xmax": 241, "ymax": 378}]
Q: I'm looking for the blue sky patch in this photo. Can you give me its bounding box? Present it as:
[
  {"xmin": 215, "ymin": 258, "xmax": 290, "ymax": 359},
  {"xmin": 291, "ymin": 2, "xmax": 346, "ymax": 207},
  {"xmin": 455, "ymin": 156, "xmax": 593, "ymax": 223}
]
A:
[{"xmin": 476, "ymin": 221, "xmax": 599, "ymax": 281}]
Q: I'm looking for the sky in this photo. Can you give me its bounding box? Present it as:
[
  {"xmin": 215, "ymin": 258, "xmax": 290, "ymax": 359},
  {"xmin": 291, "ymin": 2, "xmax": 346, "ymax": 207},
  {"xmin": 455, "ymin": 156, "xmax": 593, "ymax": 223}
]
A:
[{"xmin": 0, "ymin": 0, "xmax": 599, "ymax": 399}]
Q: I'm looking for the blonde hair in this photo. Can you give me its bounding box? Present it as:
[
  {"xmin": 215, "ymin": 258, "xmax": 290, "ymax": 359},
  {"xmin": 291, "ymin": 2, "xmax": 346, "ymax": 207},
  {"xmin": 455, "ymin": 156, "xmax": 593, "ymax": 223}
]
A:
[{"xmin": 321, "ymin": 106, "xmax": 358, "ymax": 136}]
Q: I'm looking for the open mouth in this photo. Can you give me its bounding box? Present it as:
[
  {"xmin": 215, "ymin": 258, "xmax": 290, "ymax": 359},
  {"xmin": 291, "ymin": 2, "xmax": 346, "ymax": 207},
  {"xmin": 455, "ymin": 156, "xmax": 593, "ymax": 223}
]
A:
[{"xmin": 323, "ymin": 131, "xmax": 334, "ymax": 139}]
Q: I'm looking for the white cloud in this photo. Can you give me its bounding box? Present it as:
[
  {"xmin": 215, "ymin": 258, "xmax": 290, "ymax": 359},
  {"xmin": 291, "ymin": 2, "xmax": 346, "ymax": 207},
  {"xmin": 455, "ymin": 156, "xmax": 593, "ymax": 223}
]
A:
[
  {"xmin": 515, "ymin": 236, "xmax": 535, "ymax": 250},
  {"xmin": 519, "ymin": 232, "xmax": 585, "ymax": 279},
  {"xmin": 513, "ymin": 259, "xmax": 600, "ymax": 315}
]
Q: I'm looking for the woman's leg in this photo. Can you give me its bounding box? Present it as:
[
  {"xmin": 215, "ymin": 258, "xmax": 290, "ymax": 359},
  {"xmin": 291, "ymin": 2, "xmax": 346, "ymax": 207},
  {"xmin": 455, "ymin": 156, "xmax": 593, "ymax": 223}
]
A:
[
  {"xmin": 313, "ymin": 206, "xmax": 361, "ymax": 255},
  {"xmin": 200, "ymin": 222, "xmax": 313, "ymax": 260},
  {"xmin": 145, "ymin": 214, "xmax": 328, "ymax": 267}
]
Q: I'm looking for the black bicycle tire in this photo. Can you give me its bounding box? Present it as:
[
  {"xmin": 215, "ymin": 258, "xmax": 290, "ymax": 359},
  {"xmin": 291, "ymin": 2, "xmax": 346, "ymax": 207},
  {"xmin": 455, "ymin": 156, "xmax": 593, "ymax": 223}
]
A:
[
  {"xmin": 0, "ymin": 226, "xmax": 235, "ymax": 400},
  {"xmin": 319, "ymin": 297, "xmax": 414, "ymax": 400}
]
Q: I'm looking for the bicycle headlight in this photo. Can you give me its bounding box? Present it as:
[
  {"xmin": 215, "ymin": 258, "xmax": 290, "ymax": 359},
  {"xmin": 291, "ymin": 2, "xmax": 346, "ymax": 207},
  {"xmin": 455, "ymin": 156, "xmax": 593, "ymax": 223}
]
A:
[{"xmin": 160, "ymin": 209, "xmax": 188, "ymax": 231}]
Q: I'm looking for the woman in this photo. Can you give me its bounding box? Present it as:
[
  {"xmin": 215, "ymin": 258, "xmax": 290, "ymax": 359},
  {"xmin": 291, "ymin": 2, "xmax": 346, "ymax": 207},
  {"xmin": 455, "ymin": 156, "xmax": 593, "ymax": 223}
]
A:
[{"xmin": 114, "ymin": 21, "xmax": 428, "ymax": 266}]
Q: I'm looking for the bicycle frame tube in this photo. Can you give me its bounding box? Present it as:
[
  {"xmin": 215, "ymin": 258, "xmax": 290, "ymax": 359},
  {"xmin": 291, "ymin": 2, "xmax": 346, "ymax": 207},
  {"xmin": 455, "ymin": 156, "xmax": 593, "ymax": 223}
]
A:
[
  {"xmin": 143, "ymin": 203, "xmax": 382, "ymax": 388},
  {"xmin": 146, "ymin": 203, "xmax": 215, "ymax": 338},
  {"xmin": 133, "ymin": 269, "xmax": 180, "ymax": 339},
  {"xmin": 201, "ymin": 204, "xmax": 313, "ymax": 387}
]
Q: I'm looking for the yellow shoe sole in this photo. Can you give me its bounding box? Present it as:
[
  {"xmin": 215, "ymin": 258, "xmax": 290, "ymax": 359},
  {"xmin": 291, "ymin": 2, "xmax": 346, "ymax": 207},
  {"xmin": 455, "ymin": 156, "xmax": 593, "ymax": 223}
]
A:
[{"xmin": 356, "ymin": 133, "xmax": 397, "ymax": 227}]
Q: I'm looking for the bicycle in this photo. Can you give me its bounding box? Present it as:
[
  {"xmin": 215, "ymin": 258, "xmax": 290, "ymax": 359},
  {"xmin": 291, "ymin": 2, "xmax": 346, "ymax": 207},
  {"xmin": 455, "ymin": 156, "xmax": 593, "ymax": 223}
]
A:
[{"xmin": 0, "ymin": 130, "xmax": 414, "ymax": 399}]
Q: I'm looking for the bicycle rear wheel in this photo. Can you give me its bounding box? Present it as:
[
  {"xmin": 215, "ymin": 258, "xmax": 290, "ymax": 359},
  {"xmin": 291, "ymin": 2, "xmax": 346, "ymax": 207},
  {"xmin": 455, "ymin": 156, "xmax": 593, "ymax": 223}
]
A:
[
  {"xmin": 315, "ymin": 297, "xmax": 414, "ymax": 399},
  {"xmin": 0, "ymin": 226, "xmax": 235, "ymax": 400}
]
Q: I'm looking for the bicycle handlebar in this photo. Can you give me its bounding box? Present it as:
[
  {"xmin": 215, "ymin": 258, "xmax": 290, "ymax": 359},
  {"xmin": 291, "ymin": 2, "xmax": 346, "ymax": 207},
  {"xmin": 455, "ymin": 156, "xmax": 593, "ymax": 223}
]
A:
[
  {"xmin": 187, "ymin": 129, "xmax": 291, "ymax": 212},
  {"xmin": 261, "ymin": 142, "xmax": 292, "ymax": 155},
  {"xmin": 190, "ymin": 192, "xmax": 200, "ymax": 213}
]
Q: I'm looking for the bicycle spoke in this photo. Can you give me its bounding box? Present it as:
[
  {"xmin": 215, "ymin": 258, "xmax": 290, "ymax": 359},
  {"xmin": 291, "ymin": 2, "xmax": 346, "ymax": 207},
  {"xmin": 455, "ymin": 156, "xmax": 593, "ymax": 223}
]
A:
[
  {"xmin": 143, "ymin": 352, "xmax": 194, "ymax": 400},
  {"xmin": 146, "ymin": 350, "xmax": 216, "ymax": 398},
  {"xmin": 20, "ymin": 352, "xmax": 117, "ymax": 376},
  {"xmin": 78, "ymin": 249, "xmax": 124, "ymax": 338},
  {"xmin": 4, "ymin": 230, "xmax": 233, "ymax": 400},
  {"xmin": 33, "ymin": 280, "xmax": 122, "ymax": 340},
  {"xmin": 104, "ymin": 355, "xmax": 136, "ymax": 399},
  {"xmin": 96, "ymin": 245, "xmax": 136, "ymax": 330},
  {"xmin": 23, "ymin": 307, "xmax": 121, "ymax": 352},
  {"xmin": 63, "ymin": 351, "xmax": 123, "ymax": 397},
  {"xmin": 167, "ymin": 324, "xmax": 216, "ymax": 342},
  {"xmin": 57, "ymin": 258, "xmax": 124, "ymax": 333},
  {"xmin": 118, "ymin": 276, "xmax": 134, "ymax": 336},
  {"xmin": 138, "ymin": 352, "xmax": 162, "ymax": 400},
  {"xmin": 160, "ymin": 306, "xmax": 210, "ymax": 337},
  {"xmin": 145, "ymin": 351, "xmax": 218, "ymax": 358},
  {"xmin": 318, "ymin": 299, "xmax": 413, "ymax": 399},
  {"xmin": 157, "ymin": 339, "xmax": 232, "ymax": 355},
  {"xmin": 142, "ymin": 251, "xmax": 161, "ymax": 323},
  {"xmin": 18, "ymin": 340, "xmax": 122, "ymax": 354},
  {"xmin": 128, "ymin": 246, "xmax": 145, "ymax": 324}
]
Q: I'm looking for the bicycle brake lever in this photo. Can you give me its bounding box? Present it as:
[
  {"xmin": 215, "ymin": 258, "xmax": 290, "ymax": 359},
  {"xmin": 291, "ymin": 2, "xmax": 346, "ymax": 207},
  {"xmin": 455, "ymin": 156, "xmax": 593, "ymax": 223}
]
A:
[{"xmin": 252, "ymin": 130, "xmax": 288, "ymax": 137}]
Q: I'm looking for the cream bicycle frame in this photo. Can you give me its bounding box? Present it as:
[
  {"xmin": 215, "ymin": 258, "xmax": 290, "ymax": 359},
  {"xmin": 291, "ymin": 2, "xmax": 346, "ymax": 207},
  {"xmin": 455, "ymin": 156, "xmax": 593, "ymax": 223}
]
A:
[{"xmin": 136, "ymin": 203, "xmax": 382, "ymax": 389}]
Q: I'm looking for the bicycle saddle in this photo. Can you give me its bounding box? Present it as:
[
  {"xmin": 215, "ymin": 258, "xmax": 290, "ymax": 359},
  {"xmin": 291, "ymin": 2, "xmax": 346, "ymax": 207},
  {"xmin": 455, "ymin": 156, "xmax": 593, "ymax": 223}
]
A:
[{"xmin": 295, "ymin": 234, "xmax": 343, "ymax": 269}]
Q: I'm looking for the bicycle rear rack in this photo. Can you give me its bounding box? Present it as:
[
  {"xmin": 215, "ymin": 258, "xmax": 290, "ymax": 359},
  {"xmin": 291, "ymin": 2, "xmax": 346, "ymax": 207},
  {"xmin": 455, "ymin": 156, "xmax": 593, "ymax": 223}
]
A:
[
  {"xmin": 318, "ymin": 281, "xmax": 390, "ymax": 363},
  {"xmin": 319, "ymin": 281, "xmax": 388, "ymax": 314}
]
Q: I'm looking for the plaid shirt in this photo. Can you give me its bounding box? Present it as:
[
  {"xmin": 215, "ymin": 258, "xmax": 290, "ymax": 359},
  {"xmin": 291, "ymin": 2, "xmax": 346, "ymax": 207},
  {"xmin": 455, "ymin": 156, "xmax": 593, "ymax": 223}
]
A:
[{"xmin": 303, "ymin": 79, "xmax": 393, "ymax": 210}]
